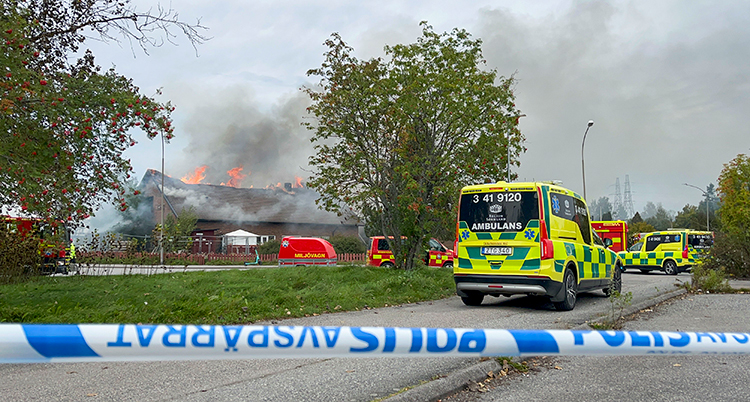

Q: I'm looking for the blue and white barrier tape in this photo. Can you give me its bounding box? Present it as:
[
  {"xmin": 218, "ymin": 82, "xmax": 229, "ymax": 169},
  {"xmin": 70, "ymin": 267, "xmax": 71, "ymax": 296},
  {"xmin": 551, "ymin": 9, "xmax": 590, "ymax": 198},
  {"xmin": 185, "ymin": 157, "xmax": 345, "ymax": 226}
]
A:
[{"xmin": 2, "ymin": 324, "xmax": 750, "ymax": 363}]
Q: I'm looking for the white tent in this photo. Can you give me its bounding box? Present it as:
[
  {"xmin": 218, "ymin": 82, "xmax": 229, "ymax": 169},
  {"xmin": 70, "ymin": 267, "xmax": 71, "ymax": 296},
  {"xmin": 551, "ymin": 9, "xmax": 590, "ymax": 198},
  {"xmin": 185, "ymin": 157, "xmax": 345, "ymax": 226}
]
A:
[{"xmin": 223, "ymin": 229, "xmax": 260, "ymax": 254}]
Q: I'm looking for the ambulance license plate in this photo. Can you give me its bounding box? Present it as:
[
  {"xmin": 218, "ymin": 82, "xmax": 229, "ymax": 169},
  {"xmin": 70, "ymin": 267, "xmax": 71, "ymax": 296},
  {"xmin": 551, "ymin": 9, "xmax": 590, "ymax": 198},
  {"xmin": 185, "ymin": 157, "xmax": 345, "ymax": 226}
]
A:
[{"xmin": 481, "ymin": 247, "xmax": 512, "ymax": 256}]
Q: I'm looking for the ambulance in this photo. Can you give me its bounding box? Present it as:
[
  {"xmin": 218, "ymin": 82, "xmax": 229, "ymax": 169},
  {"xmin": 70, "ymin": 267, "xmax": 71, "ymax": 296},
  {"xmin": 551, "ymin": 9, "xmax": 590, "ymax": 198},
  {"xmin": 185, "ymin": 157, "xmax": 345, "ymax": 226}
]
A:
[
  {"xmin": 619, "ymin": 229, "xmax": 713, "ymax": 275},
  {"xmin": 453, "ymin": 182, "xmax": 622, "ymax": 311}
]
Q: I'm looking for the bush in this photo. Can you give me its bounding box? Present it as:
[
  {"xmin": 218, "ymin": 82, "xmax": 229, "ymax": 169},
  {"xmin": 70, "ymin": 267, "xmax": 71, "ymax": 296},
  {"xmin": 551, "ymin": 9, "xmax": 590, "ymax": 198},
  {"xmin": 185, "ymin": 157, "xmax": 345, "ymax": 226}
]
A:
[
  {"xmin": 700, "ymin": 232, "xmax": 750, "ymax": 278},
  {"xmin": 0, "ymin": 230, "xmax": 42, "ymax": 284},
  {"xmin": 257, "ymin": 239, "xmax": 281, "ymax": 255},
  {"xmin": 690, "ymin": 263, "xmax": 732, "ymax": 293},
  {"xmin": 329, "ymin": 235, "xmax": 366, "ymax": 254}
]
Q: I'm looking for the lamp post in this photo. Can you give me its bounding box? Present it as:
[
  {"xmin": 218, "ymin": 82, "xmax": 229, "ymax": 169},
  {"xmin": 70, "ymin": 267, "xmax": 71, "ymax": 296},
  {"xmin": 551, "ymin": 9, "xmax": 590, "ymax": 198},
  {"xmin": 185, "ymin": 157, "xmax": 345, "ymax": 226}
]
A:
[
  {"xmin": 683, "ymin": 183, "xmax": 710, "ymax": 231},
  {"xmin": 581, "ymin": 120, "xmax": 594, "ymax": 200},
  {"xmin": 160, "ymin": 132, "xmax": 165, "ymax": 266}
]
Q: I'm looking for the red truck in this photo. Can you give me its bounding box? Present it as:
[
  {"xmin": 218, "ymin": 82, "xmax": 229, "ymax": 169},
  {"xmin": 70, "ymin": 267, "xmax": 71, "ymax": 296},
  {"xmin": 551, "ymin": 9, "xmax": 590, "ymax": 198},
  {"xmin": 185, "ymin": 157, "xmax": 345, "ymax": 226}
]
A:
[
  {"xmin": 591, "ymin": 220, "xmax": 628, "ymax": 253},
  {"xmin": 367, "ymin": 236, "xmax": 454, "ymax": 267}
]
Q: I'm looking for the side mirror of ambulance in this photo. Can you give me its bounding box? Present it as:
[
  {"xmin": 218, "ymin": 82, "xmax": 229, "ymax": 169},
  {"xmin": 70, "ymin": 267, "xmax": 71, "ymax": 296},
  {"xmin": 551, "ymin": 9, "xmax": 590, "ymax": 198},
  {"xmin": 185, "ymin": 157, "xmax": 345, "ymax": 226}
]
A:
[{"xmin": 604, "ymin": 238, "xmax": 613, "ymax": 248}]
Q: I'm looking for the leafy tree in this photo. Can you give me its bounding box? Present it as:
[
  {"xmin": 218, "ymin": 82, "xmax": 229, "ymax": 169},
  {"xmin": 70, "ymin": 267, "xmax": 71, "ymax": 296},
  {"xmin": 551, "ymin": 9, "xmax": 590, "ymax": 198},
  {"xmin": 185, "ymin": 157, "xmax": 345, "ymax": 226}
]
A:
[
  {"xmin": 673, "ymin": 204, "xmax": 703, "ymax": 230},
  {"xmin": 589, "ymin": 196, "xmax": 613, "ymax": 221},
  {"xmin": 1, "ymin": 0, "xmax": 206, "ymax": 225},
  {"xmin": 642, "ymin": 203, "xmax": 673, "ymax": 230},
  {"xmin": 152, "ymin": 207, "xmax": 197, "ymax": 253},
  {"xmin": 627, "ymin": 221, "xmax": 655, "ymax": 246},
  {"xmin": 303, "ymin": 23, "xmax": 523, "ymax": 269}
]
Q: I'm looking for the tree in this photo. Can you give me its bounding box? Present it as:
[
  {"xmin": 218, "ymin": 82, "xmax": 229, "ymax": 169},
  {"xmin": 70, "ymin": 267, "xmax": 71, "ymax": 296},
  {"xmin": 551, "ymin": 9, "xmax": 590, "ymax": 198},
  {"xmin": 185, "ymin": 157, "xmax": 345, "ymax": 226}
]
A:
[
  {"xmin": 589, "ymin": 196, "xmax": 613, "ymax": 221},
  {"xmin": 702, "ymin": 154, "xmax": 750, "ymax": 276},
  {"xmin": 627, "ymin": 221, "xmax": 655, "ymax": 246},
  {"xmin": 1, "ymin": 0, "xmax": 206, "ymax": 225},
  {"xmin": 643, "ymin": 203, "xmax": 674, "ymax": 231},
  {"xmin": 673, "ymin": 204, "xmax": 703, "ymax": 230},
  {"xmin": 152, "ymin": 207, "xmax": 197, "ymax": 253},
  {"xmin": 303, "ymin": 23, "xmax": 523, "ymax": 270}
]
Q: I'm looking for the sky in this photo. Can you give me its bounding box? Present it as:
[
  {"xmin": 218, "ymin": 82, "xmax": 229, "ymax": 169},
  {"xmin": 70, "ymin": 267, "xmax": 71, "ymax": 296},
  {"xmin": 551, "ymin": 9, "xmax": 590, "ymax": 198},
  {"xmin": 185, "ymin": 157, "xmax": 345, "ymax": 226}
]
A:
[{"xmin": 84, "ymin": 0, "xmax": 750, "ymax": 221}]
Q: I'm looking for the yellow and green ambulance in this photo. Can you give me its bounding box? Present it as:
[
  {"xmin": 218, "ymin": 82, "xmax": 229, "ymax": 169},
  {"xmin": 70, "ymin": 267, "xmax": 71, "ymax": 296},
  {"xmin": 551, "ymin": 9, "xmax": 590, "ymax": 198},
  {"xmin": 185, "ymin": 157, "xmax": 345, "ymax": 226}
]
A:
[
  {"xmin": 453, "ymin": 181, "xmax": 622, "ymax": 311},
  {"xmin": 619, "ymin": 229, "xmax": 713, "ymax": 275}
]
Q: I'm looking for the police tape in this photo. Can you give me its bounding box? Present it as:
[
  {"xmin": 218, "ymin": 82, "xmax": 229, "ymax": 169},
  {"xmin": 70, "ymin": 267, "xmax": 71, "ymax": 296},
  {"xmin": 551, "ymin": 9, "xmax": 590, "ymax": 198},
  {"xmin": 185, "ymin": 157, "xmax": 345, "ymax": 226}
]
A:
[{"xmin": 2, "ymin": 324, "xmax": 750, "ymax": 363}]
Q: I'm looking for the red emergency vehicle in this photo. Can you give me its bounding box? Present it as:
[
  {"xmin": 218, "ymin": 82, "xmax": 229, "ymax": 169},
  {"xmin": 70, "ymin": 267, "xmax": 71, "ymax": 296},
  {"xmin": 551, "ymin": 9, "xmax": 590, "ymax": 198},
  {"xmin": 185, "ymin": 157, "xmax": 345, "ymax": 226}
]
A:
[
  {"xmin": 367, "ymin": 236, "xmax": 454, "ymax": 267},
  {"xmin": 278, "ymin": 236, "xmax": 337, "ymax": 266},
  {"xmin": 591, "ymin": 220, "xmax": 628, "ymax": 253}
]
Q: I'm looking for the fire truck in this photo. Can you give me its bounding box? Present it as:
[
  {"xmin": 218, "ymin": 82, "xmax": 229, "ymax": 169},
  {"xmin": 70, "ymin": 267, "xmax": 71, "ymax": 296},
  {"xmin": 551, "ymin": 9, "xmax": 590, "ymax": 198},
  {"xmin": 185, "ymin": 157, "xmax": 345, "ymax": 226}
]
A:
[
  {"xmin": 2, "ymin": 216, "xmax": 72, "ymax": 275},
  {"xmin": 591, "ymin": 220, "xmax": 628, "ymax": 253}
]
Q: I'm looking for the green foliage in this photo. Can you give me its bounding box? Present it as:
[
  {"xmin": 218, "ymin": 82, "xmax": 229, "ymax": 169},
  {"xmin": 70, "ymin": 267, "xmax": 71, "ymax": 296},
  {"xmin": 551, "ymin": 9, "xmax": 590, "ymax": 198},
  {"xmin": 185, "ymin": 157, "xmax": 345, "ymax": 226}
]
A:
[
  {"xmin": 0, "ymin": 266, "xmax": 455, "ymax": 324},
  {"xmin": 1, "ymin": 0, "xmax": 205, "ymax": 224},
  {"xmin": 626, "ymin": 221, "xmax": 655, "ymax": 246},
  {"xmin": 642, "ymin": 202, "xmax": 674, "ymax": 230},
  {"xmin": 700, "ymin": 232, "xmax": 750, "ymax": 278},
  {"xmin": 689, "ymin": 262, "xmax": 732, "ymax": 293},
  {"xmin": 717, "ymin": 154, "xmax": 750, "ymax": 238},
  {"xmin": 0, "ymin": 226, "xmax": 41, "ymax": 284},
  {"xmin": 257, "ymin": 239, "xmax": 281, "ymax": 255},
  {"xmin": 590, "ymin": 290, "xmax": 633, "ymax": 330},
  {"xmin": 152, "ymin": 207, "xmax": 198, "ymax": 253},
  {"xmin": 329, "ymin": 235, "xmax": 366, "ymax": 254},
  {"xmin": 303, "ymin": 22, "xmax": 522, "ymax": 270}
]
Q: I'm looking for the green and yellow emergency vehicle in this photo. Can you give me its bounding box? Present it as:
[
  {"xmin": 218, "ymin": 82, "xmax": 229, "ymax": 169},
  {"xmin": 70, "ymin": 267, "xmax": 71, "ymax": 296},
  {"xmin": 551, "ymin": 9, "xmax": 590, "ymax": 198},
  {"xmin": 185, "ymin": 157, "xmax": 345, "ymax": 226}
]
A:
[
  {"xmin": 619, "ymin": 229, "xmax": 714, "ymax": 275},
  {"xmin": 453, "ymin": 181, "xmax": 622, "ymax": 311}
]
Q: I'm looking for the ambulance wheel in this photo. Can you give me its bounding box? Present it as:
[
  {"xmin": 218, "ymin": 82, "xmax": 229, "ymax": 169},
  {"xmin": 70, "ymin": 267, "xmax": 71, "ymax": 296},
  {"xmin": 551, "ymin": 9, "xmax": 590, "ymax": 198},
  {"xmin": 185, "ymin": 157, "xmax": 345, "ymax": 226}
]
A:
[
  {"xmin": 663, "ymin": 260, "xmax": 678, "ymax": 275},
  {"xmin": 381, "ymin": 262, "xmax": 395, "ymax": 268},
  {"xmin": 554, "ymin": 268, "xmax": 577, "ymax": 311},
  {"xmin": 604, "ymin": 264, "xmax": 622, "ymax": 296},
  {"xmin": 460, "ymin": 292, "xmax": 484, "ymax": 306}
]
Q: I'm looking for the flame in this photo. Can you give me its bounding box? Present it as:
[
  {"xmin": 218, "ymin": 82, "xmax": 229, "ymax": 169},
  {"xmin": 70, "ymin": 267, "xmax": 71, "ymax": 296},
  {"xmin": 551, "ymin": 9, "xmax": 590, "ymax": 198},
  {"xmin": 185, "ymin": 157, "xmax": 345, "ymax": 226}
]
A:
[
  {"xmin": 220, "ymin": 166, "xmax": 247, "ymax": 188},
  {"xmin": 293, "ymin": 176, "xmax": 304, "ymax": 188},
  {"xmin": 181, "ymin": 166, "xmax": 207, "ymax": 184}
]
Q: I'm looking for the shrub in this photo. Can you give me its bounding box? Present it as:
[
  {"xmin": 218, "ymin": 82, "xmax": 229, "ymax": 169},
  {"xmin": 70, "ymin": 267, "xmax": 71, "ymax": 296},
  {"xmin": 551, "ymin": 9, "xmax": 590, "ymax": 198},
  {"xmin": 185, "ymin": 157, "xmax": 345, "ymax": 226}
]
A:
[
  {"xmin": 701, "ymin": 232, "xmax": 750, "ymax": 278},
  {"xmin": 329, "ymin": 235, "xmax": 366, "ymax": 254},
  {"xmin": 0, "ymin": 229, "xmax": 42, "ymax": 284},
  {"xmin": 257, "ymin": 239, "xmax": 281, "ymax": 255},
  {"xmin": 690, "ymin": 262, "xmax": 732, "ymax": 293}
]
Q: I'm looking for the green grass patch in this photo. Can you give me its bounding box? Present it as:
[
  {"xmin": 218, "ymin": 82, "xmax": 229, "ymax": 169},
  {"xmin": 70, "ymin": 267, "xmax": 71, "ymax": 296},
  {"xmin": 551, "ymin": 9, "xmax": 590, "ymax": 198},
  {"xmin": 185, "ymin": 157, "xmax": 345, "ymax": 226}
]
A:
[{"xmin": 0, "ymin": 265, "xmax": 455, "ymax": 325}]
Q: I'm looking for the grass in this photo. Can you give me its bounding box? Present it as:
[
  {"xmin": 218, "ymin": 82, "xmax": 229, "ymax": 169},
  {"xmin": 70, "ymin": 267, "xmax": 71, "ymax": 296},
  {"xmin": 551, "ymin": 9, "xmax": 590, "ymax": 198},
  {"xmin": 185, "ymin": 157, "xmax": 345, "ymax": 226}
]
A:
[{"xmin": 0, "ymin": 264, "xmax": 455, "ymax": 325}]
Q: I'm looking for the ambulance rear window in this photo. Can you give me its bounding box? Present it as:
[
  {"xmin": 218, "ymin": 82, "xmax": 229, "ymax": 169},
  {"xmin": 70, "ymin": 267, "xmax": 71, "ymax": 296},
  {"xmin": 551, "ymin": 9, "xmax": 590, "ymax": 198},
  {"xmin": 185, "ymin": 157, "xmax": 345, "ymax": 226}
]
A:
[
  {"xmin": 459, "ymin": 191, "xmax": 539, "ymax": 232},
  {"xmin": 688, "ymin": 234, "xmax": 713, "ymax": 249}
]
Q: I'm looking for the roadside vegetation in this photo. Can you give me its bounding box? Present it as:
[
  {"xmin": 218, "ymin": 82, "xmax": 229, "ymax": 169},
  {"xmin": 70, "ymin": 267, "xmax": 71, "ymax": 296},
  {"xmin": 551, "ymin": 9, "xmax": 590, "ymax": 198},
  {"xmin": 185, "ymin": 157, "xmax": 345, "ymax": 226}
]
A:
[{"xmin": 0, "ymin": 264, "xmax": 454, "ymax": 324}]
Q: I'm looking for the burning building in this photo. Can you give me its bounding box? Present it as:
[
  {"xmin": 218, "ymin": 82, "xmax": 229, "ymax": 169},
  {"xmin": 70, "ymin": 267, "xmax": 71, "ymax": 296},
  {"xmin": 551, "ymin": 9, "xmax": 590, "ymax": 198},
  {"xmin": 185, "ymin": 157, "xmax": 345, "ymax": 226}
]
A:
[{"xmin": 138, "ymin": 169, "xmax": 360, "ymax": 253}]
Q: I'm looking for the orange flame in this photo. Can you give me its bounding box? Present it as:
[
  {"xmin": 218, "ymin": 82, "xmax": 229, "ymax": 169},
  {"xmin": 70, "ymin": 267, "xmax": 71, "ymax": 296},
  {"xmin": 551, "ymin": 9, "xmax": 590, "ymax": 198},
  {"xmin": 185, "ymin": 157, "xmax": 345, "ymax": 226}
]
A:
[
  {"xmin": 293, "ymin": 176, "xmax": 304, "ymax": 188},
  {"xmin": 181, "ymin": 166, "xmax": 207, "ymax": 184},
  {"xmin": 221, "ymin": 166, "xmax": 247, "ymax": 188}
]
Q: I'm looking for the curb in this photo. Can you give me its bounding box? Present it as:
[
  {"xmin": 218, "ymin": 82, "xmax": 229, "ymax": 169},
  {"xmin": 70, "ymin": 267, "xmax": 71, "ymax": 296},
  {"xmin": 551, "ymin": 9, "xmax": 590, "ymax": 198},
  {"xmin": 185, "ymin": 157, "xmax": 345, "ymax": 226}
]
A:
[
  {"xmin": 390, "ymin": 287, "xmax": 687, "ymax": 401},
  {"xmin": 385, "ymin": 359, "xmax": 501, "ymax": 402}
]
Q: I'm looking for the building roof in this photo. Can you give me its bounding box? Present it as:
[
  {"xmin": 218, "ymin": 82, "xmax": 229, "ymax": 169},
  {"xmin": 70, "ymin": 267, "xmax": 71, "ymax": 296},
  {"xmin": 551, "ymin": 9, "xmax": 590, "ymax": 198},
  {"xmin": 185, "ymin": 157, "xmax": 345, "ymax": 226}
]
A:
[
  {"xmin": 139, "ymin": 170, "xmax": 359, "ymax": 226},
  {"xmin": 225, "ymin": 229, "xmax": 259, "ymax": 237}
]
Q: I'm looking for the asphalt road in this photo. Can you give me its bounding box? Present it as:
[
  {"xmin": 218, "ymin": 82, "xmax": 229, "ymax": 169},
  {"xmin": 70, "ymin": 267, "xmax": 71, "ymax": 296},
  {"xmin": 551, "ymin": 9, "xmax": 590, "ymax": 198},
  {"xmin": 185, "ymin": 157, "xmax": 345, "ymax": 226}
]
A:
[
  {"xmin": 0, "ymin": 270, "xmax": 694, "ymax": 401},
  {"xmin": 441, "ymin": 288, "xmax": 750, "ymax": 402}
]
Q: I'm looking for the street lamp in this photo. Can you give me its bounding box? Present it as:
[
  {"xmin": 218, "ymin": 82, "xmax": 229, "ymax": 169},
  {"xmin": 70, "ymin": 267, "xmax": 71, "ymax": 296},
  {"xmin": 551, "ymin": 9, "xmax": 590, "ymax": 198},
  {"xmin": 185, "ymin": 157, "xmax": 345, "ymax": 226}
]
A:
[
  {"xmin": 160, "ymin": 132, "xmax": 165, "ymax": 266},
  {"xmin": 581, "ymin": 120, "xmax": 594, "ymax": 200},
  {"xmin": 683, "ymin": 183, "xmax": 710, "ymax": 231}
]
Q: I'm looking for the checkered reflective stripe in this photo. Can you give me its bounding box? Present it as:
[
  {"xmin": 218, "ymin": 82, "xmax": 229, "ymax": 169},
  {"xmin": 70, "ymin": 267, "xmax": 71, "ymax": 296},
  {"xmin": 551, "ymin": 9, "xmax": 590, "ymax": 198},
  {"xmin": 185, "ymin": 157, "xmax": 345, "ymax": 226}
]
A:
[
  {"xmin": 620, "ymin": 251, "xmax": 687, "ymax": 268},
  {"xmin": 456, "ymin": 220, "xmax": 616, "ymax": 281}
]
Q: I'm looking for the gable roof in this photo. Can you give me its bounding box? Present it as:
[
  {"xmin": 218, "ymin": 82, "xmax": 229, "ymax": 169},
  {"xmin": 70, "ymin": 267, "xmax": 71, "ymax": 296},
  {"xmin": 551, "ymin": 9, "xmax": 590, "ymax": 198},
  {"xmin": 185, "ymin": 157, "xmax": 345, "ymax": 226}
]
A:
[
  {"xmin": 139, "ymin": 170, "xmax": 359, "ymax": 226},
  {"xmin": 225, "ymin": 229, "xmax": 259, "ymax": 237}
]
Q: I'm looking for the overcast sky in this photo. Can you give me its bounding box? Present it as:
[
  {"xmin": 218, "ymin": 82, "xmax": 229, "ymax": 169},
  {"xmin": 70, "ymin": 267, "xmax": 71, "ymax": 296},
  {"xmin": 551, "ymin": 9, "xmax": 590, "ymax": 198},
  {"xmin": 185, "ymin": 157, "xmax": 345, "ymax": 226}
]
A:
[{"xmin": 86, "ymin": 0, "xmax": 750, "ymax": 217}]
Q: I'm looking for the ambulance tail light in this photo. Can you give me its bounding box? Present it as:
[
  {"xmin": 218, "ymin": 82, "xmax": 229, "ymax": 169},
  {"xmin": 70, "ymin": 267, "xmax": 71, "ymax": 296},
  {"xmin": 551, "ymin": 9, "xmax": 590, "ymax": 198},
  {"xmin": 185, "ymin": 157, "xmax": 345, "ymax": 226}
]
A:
[
  {"xmin": 682, "ymin": 245, "xmax": 689, "ymax": 259},
  {"xmin": 539, "ymin": 219, "xmax": 554, "ymax": 260},
  {"xmin": 453, "ymin": 239, "xmax": 459, "ymax": 259}
]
